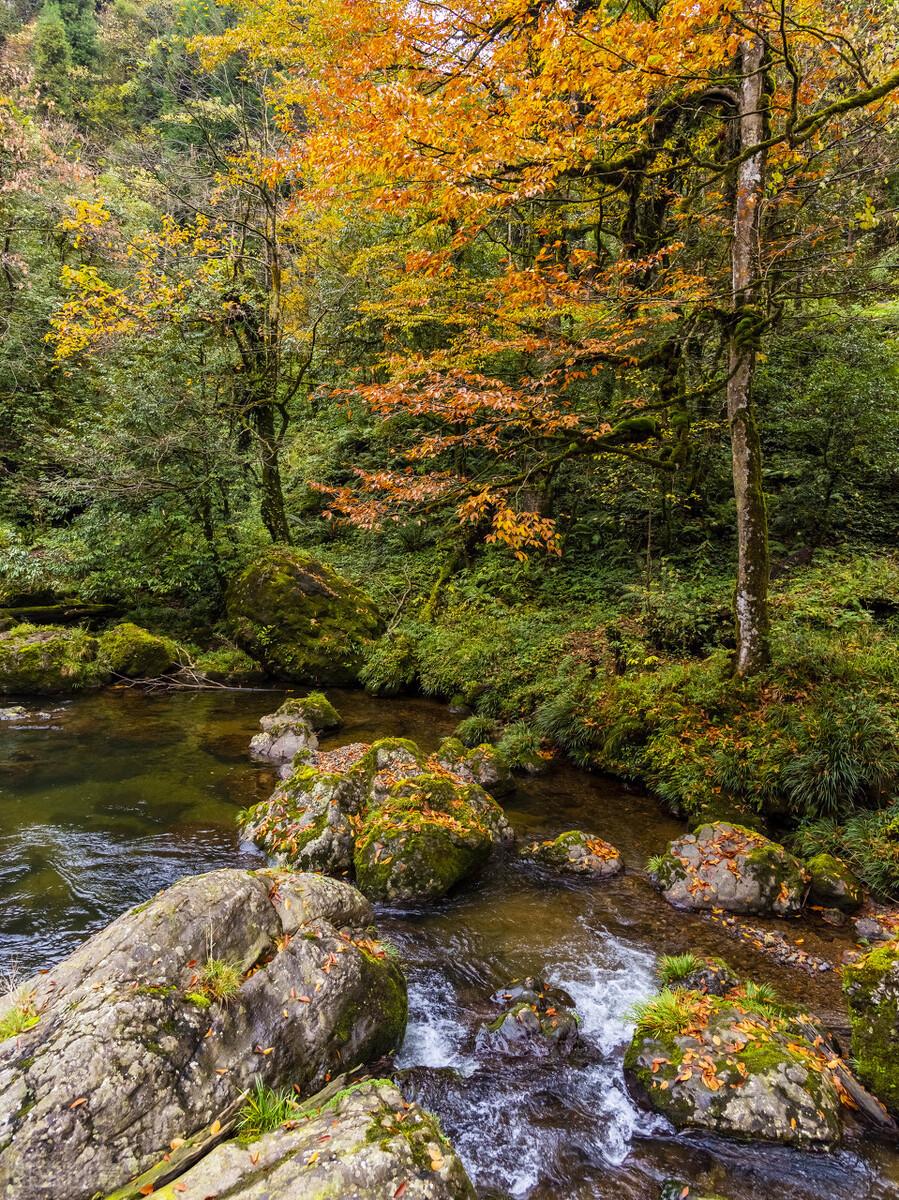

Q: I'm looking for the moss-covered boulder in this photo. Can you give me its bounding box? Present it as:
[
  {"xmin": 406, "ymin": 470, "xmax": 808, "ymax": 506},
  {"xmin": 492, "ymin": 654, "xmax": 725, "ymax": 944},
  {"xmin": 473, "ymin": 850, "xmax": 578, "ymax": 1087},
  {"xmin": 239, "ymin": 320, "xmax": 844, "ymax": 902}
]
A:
[
  {"xmin": 843, "ymin": 939, "xmax": 899, "ymax": 1113},
  {"xmin": 478, "ymin": 978, "xmax": 579, "ymax": 1059},
  {"xmin": 0, "ymin": 623, "xmax": 106, "ymax": 695},
  {"xmin": 248, "ymin": 694, "xmax": 342, "ymax": 767},
  {"xmin": 137, "ymin": 1079, "xmax": 475, "ymax": 1200},
  {"xmin": 98, "ymin": 622, "xmax": 179, "ymax": 678},
  {"xmin": 434, "ymin": 736, "xmax": 513, "ymax": 797},
  {"xmin": 522, "ymin": 829, "xmax": 623, "ymax": 878},
  {"xmin": 625, "ymin": 986, "xmax": 844, "ymax": 1145},
  {"xmin": 806, "ymin": 852, "xmax": 864, "ymax": 913},
  {"xmin": 650, "ymin": 823, "xmax": 807, "ymax": 916},
  {"xmin": 355, "ymin": 774, "xmax": 507, "ymax": 902},
  {"xmin": 227, "ymin": 548, "xmax": 383, "ymax": 685},
  {"xmin": 241, "ymin": 737, "xmax": 512, "ymax": 902}
]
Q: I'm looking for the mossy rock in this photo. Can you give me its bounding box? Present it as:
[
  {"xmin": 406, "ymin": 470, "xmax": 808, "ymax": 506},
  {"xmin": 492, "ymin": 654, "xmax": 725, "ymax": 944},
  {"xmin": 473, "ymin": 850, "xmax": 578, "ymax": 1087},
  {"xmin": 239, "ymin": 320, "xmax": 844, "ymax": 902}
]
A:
[
  {"xmin": 278, "ymin": 691, "xmax": 342, "ymax": 732},
  {"xmin": 98, "ymin": 623, "xmax": 179, "ymax": 679},
  {"xmin": 653, "ymin": 823, "xmax": 807, "ymax": 916},
  {"xmin": 843, "ymin": 938, "xmax": 899, "ymax": 1112},
  {"xmin": 522, "ymin": 829, "xmax": 622, "ymax": 878},
  {"xmin": 659, "ymin": 1184, "xmax": 728, "ymax": 1200},
  {"xmin": 193, "ymin": 646, "xmax": 267, "ymax": 685},
  {"xmin": 805, "ymin": 852, "xmax": 864, "ymax": 913},
  {"xmin": 354, "ymin": 775, "xmax": 499, "ymax": 902},
  {"xmin": 625, "ymin": 991, "xmax": 843, "ymax": 1145},
  {"xmin": 226, "ymin": 547, "xmax": 383, "ymax": 685},
  {"xmin": 0, "ymin": 624, "xmax": 107, "ymax": 695}
]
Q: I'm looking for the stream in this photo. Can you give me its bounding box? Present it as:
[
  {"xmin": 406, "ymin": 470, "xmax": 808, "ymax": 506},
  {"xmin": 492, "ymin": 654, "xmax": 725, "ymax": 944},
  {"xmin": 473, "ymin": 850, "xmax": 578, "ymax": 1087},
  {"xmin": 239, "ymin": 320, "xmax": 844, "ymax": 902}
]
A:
[{"xmin": 1, "ymin": 688, "xmax": 897, "ymax": 1198}]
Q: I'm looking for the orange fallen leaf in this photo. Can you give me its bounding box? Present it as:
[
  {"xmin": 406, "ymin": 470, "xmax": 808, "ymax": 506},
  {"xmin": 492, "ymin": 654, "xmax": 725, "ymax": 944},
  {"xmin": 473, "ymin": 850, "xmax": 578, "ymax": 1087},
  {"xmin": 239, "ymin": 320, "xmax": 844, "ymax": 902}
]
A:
[{"xmin": 69, "ymin": 1098, "xmax": 87, "ymax": 1109}]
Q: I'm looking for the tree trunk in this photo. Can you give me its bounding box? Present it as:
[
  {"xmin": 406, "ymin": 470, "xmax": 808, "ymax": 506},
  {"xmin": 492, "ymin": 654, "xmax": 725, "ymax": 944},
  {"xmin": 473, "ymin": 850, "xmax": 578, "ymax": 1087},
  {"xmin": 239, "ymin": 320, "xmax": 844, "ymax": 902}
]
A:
[
  {"xmin": 254, "ymin": 403, "xmax": 292, "ymax": 545},
  {"xmin": 728, "ymin": 27, "xmax": 770, "ymax": 676}
]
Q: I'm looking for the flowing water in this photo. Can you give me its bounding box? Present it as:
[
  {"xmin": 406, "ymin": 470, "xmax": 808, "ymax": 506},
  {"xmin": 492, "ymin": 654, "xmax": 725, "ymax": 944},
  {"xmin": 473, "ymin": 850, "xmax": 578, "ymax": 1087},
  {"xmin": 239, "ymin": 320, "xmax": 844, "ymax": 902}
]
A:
[{"xmin": 1, "ymin": 688, "xmax": 897, "ymax": 1198}]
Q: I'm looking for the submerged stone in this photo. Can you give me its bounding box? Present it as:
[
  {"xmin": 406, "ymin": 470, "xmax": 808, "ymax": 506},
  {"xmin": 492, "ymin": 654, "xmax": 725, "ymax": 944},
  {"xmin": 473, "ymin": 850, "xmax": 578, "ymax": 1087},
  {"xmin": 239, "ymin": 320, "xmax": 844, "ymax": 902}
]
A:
[
  {"xmin": 650, "ymin": 822, "xmax": 807, "ymax": 916},
  {"xmin": 227, "ymin": 547, "xmax": 383, "ymax": 685},
  {"xmin": 479, "ymin": 977, "xmax": 579, "ymax": 1059},
  {"xmin": 0, "ymin": 868, "xmax": 406, "ymax": 1200},
  {"xmin": 144, "ymin": 1080, "xmax": 475, "ymax": 1200},
  {"xmin": 521, "ymin": 829, "xmax": 623, "ymax": 878}
]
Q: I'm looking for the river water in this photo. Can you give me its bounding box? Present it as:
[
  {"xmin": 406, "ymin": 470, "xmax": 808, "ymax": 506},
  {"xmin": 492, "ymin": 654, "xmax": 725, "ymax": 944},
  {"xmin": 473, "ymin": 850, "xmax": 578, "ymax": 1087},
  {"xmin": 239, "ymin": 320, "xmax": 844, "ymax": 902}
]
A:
[{"xmin": 1, "ymin": 688, "xmax": 896, "ymax": 1198}]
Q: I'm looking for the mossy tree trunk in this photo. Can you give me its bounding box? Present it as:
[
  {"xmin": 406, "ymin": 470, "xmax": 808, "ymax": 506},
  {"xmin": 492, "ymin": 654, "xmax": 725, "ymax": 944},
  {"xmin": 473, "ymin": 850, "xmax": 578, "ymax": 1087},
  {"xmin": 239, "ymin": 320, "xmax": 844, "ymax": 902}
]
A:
[{"xmin": 727, "ymin": 25, "xmax": 771, "ymax": 676}]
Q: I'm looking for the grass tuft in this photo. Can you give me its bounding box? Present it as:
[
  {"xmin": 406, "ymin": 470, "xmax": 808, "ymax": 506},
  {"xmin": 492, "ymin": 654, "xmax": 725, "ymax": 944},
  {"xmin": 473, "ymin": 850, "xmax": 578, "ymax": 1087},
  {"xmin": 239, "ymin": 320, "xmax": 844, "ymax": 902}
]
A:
[
  {"xmin": 657, "ymin": 952, "xmax": 701, "ymax": 985},
  {"xmin": 237, "ymin": 1078, "xmax": 297, "ymax": 1142}
]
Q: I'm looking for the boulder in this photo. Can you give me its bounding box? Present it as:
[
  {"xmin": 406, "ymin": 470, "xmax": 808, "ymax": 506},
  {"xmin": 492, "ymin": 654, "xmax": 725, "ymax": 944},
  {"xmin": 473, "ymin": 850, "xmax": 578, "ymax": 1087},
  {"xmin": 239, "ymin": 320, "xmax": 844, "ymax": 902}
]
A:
[
  {"xmin": 0, "ymin": 868, "xmax": 407, "ymax": 1200},
  {"xmin": 434, "ymin": 736, "xmax": 513, "ymax": 797},
  {"xmin": 650, "ymin": 823, "xmax": 807, "ymax": 916},
  {"xmin": 242, "ymin": 738, "xmax": 513, "ymax": 903},
  {"xmin": 139, "ymin": 1079, "xmax": 475, "ymax": 1200},
  {"xmin": 521, "ymin": 829, "xmax": 622, "ymax": 878},
  {"xmin": 98, "ymin": 622, "xmax": 179, "ymax": 678},
  {"xmin": 227, "ymin": 548, "xmax": 383, "ymax": 685},
  {"xmin": 805, "ymin": 853, "xmax": 864, "ymax": 913},
  {"xmin": 248, "ymin": 695, "xmax": 341, "ymax": 767},
  {"xmin": 843, "ymin": 939, "xmax": 899, "ymax": 1112},
  {"xmin": 478, "ymin": 978, "xmax": 579, "ymax": 1059},
  {"xmin": 0, "ymin": 623, "xmax": 106, "ymax": 695},
  {"xmin": 625, "ymin": 986, "xmax": 844, "ymax": 1145}
]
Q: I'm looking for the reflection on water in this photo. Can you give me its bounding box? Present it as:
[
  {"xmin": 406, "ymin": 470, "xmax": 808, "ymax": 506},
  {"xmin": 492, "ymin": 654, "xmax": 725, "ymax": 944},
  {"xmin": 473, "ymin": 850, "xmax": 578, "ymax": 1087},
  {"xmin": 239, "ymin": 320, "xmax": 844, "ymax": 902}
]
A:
[{"xmin": 1, "ymin": 686, "xmax": 897, "ymax": 1199}]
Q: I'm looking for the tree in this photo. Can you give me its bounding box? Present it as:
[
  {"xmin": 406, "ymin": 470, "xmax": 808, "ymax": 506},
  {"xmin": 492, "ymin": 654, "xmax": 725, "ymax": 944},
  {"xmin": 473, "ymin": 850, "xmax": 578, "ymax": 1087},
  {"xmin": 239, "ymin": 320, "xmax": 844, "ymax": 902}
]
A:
[
  {"xmin": 33, "ymin": 2, "xmax": 73, "ymax": 114},
  {"xmin": 208, "ymin": 0, "xmax": 899, "ymax": 671}
]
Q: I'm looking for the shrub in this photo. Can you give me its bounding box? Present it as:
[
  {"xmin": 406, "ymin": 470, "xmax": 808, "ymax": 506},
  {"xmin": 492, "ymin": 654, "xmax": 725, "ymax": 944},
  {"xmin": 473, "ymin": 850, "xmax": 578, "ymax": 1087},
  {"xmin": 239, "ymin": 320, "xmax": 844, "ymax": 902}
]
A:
[{"xmin": 453, "ymin": 715, "xmax": 499, "ymax": 747}]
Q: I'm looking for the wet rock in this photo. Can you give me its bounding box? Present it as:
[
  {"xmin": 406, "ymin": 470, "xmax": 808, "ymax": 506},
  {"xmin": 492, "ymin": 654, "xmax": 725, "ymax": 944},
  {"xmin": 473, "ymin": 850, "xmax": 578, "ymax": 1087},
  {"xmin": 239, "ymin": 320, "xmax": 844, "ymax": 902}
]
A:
[
  {"xmin": 521, "ymin": 829, "xmax": 622, "ymax": 878},
  {"xmin": 843, "ymin": 938, "xmax": 899, "ymax": 1113},
  {"xmin": 0, "ymin": 868, "xmax": 407, "ymax": 1200},
  {"xmin": 227, "ymin": 547, "xmax": 383, "ymax": 685},
  {"xmin": 0, "ymin": 624, "xmax": 107, "ymax": 695},
  {"xmin": 242, "ymin": 738, "xmax": 513, "ymax": 902},
  {"xmin": 659, "ymin": 954, "xmax": 738, "ymax": 996},
  {"xmin": 854, "ymin": 914, "xmax": 899, "ymax": 942},
  {"xmin": 141, "ymin": 1079, "xmax": 475, "ymax": 1200},
  {"xmin": 660, "ymin": 1184, "xmax": 728, "ymax": 1200},
  {"xmin": 625, "ymin": 987, "xmax": 844, "ymax": 1146},
  {"xmin": 434, "ymin": 736, "xmax": 513, "ymax": 797},
  {"xmin": 249, "ymin": 694, "xmax": 342, "ymax": 766},
  {"xmin": 650, "ymin": 822, "xmax": 807, "ymax": 916},
  {"xmin": 479, "ymin": 978, "xmax": 579, "ymax": 1059},
  {"xmin": 97, "ymin": 621, "xmax": 179, "ymax": 678},
  {"xmin": 805, "ymin": 853, "xmax": 864, "ymax": 913},
  {"xmin": 0, "ymin": 706, "xmax": 27, "ymax": 721}
]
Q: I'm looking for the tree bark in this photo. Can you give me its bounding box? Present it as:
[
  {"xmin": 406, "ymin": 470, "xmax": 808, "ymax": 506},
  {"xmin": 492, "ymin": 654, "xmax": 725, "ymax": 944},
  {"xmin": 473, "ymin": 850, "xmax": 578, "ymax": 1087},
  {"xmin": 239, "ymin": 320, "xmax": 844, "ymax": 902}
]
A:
[
  {"xmin": 254, "ymin": 403, "xmax": 292, "ymax": 545},
  {"xmin": 728, "ymin": 27, "xmax": 770, "ymax": 676}
]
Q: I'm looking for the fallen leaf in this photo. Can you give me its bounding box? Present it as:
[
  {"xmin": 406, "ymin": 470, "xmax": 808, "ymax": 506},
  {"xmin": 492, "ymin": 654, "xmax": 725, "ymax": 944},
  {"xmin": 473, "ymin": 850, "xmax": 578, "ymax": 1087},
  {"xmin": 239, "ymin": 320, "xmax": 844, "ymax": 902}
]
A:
[
  {"xmin": 210, "ymin": 1120, "xmax": 222, "ymax": 1135},
  {"xmin": 69, "ymin": 1098, "xmax": 87, "ymax": 1109}
]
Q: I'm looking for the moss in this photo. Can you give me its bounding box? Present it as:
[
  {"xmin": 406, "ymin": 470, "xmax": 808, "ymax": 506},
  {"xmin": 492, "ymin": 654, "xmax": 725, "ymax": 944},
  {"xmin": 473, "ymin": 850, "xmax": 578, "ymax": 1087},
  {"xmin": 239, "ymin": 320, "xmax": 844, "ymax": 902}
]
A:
[
  {"xmin": 0, "ymin": 623, "xmax": 107, "ymax": 695},
  {"xmin": 805, "ymin": 852, "xmax": 864, "ymax": 911},
  {"xmin": 97, "ymin": 622, "xmax": 178, "ymax": 678},
  {"xmin": 354, "ymin": 774, "xmax": 494, "ymax": 900},
  {"xmin": 184, "ymin": 991, "xmax": 212, "ymax": 1008},
  {"xmin": 844, "ymin": 939, "xmax": 899, "ymax": 1111},
  {"xmin": 278, "ymin": 691, "xmax": 342, "ymax": 731},
  {"xmin": 226, "ymin": 547, "xmax": 383, "ymax": 685}
]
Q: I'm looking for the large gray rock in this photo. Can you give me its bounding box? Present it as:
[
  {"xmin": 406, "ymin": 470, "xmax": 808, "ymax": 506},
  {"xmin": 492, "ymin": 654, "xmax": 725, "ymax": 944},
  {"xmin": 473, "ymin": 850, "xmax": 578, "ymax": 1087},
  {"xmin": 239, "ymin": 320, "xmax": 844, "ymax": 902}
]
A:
[
  {"xmin": 521, "ymin": 829, "xmax": 622, "ymax": 878},
  {"xmin": 625, "ymin": 990, "xmax": 843, "ymax": 1146},
  {"xmin": 249, "ymin": 694, "xmax": 344, "ymax": 768},
  {"xmin": 144, "ymin": 1080, "xmax": 475, "ymax": 1199},
  {"xmin": 243, "ymin": 738, "xmax": 513, "ymax": 902},
  {"xmin": 649, "ymin": 822, "xmax": 807, "ymax": 916},
  {"xmin": 0, "ymin": 869, "xmax": 407, "ymax": 1200}
]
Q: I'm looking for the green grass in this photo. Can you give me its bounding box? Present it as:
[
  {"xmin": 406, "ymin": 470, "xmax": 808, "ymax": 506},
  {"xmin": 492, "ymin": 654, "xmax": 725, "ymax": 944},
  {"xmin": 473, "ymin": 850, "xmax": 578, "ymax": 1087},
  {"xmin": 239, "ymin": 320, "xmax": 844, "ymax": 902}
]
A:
[
  {"xmin": 237, "ymin": 1078, "xmax": 298, "ymax": 1142},
  {"xmin": 657, "ymin": 953, "xmax": 701, "ymax": 985},
  {"xmin": 195, "ymin": 957, "xmax": 243, "ymax": 1002},
  {"xmin": 0, "ymin": 997, "xmax": 39, "ymax": 1041},
  {"xmin": 628, "ymin": 988, "xmax": 695, "ymax": 1039}
]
